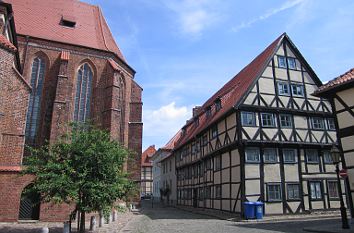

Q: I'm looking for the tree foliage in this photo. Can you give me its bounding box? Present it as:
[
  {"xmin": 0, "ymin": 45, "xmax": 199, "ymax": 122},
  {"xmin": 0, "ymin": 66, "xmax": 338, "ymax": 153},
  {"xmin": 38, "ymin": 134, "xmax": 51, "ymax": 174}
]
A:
[{"xmin": 23, "ymin": 123, "xmax": 135, "ymax": 232}]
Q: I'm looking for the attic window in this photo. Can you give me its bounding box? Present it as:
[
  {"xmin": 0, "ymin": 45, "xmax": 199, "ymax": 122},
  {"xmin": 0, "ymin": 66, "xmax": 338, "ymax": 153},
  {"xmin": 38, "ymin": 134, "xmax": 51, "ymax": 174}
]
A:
[
  {"xmin": 205, "ymin": 106, "xmax": 212, "ymax": 118},
  {"xmin": 60, "ymin": 16, "xmax": 76, "ymax": 28},
  {"xmin": 215, "ymin": 99, "xmax": 222, "ymax": 112},
  {"xmin": 194, "ymin": 117, "xmax": 199, "ymax": 127}
]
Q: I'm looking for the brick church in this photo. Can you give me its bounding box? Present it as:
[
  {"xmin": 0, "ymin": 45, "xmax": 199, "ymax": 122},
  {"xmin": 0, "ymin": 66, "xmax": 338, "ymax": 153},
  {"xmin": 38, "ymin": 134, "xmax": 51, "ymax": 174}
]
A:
[{"xmin": 0, "ymin": 0, "xmax": 142, "ymax": 221}]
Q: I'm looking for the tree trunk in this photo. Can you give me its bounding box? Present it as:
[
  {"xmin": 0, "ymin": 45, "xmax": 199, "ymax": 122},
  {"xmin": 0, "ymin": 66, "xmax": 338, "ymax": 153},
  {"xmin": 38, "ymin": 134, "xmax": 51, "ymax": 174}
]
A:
[{"xmin": 79, "ymin": 211, "xmax": 85, "ymax": 233}]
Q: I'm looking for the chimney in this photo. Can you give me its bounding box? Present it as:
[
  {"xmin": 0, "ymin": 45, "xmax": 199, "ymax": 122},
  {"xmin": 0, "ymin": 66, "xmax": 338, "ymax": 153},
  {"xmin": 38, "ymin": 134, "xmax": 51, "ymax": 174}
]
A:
[{"xmin": 192, "ymin": 106, "xmax": 202, "ymax": 117}]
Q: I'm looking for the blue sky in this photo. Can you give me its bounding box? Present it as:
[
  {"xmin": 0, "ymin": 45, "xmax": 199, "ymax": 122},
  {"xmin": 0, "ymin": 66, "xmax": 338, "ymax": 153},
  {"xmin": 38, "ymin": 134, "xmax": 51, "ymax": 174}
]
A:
[{"xmin": 83, "ymin": 0, "xmax": 354, "ymax": 151}]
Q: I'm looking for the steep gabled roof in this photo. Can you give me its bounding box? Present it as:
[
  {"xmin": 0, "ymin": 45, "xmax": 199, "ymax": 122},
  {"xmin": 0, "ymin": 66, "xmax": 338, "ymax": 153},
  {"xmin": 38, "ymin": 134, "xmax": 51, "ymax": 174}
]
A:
[
  {"xmin": 5, "ymin": 0, "xmax": 126, "ymax": 62},
  {"xmin": 314, "ymin": 68, "xmax": 354, "ymax": 96},
  {"xmin": 141, "ymin": 145, "xmax": 156, "ymax": 167},
  {"xmin": 174, "ymin": 33, "xmax": 321, "ymax": 150}
]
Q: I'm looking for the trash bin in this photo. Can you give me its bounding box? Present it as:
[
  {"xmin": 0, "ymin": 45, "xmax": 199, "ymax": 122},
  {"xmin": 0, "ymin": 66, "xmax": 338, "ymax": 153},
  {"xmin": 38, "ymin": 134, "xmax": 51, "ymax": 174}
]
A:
[
  {"xmin": 244, "ymin": 202, "xmax": 255, "ymax": 219},
  {"xmin": 254, "ymin": 202, "xmax": 264, "ymax": 219}
]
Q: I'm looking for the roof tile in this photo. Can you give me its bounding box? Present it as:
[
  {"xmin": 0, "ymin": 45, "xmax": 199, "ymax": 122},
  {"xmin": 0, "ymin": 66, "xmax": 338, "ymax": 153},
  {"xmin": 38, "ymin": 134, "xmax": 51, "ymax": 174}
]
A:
[
  {"xmin": 174, "ymin": 34, "xmax": 284, "ymax": 149},
  {"xmin": 315, "ymin": 68, "xmax": 354, "ymax": 95},
  {"xmin": 5, "ymin": 0, "xmax": 126, "ymax": 61},
  {"xmin": 141, "ymin": 145, "xmax": 156, "ymax": 167}
]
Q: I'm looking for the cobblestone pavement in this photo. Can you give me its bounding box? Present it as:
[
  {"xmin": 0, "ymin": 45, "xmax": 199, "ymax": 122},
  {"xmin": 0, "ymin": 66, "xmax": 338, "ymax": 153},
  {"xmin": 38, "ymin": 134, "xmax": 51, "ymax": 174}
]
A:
[
  {"xmin": 119, "ymin": 201, "xmax": 344, "ymax": 233},
  {"xmin": 0, "ymin": 211, "xmax": 135, "ymax": 233}
]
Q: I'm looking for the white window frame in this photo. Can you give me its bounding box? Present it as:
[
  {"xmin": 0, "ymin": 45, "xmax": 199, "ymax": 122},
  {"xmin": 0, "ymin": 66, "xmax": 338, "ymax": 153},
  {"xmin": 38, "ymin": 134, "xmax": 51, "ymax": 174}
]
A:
[
  {"xmin": 287, "ymin": 57, "xmax": 296, "ymax": 69},
  {"xmin": 323, "ymin": 151, "xmax": 333, "ymax": 164},
  {"xmin": 327, "ymin": 118, "xmax": 336, "ymax": 130},
  {"xmin": 245, "ymin": 147, "xmax": 260, "ymax": 163},
  {"xmin": 310, "ymin": 181, "xmax": 322, "ymax": 200},
  {"xmin": 277, "ymin": 81, "xmax": 290, "ymax": 96},
  {"xmin": 278, "ymin": 56, "xmax": 287, "ymax": 68},
  {"xmin": 263, "ymin": 148, "xmax": 278, "ymax": 163},
  {"xmin": 267, "ymin": 183, "xmax": 282, "ymax": 202},
  {"xmin": 241, "ymin": 111, "xmax": 256, "ymax": 126},
  {"xmin": 311, "ymin": 117, "xmax": 325, "ymax": 130},
  {"xmin": 283, "ymin": 149, "xmax": 297, "ymax": 163},
  {"xmin": 291, "ymin": 83, "xmax": 304, "ymax": 97},
  {"xmin": 261, "ymin": 113, "xmax": 276, "ymax": 127},
  {"xmin": 280, "ymin": 114, "xmax": 293, "ymax": 128}
]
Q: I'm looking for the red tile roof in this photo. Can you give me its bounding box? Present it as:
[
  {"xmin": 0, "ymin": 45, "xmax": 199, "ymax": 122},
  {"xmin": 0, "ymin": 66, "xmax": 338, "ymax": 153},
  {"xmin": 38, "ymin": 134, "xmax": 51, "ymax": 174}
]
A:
[
  {"xmin": 174, "ymin": 33, "xmax": 285, "ymax": 149},
  {"xmin": 0, "ymin": 34, "xmax": 17, "ymax": 52},
  {"xmin": 0, "ymin": 165, "xmax": 22, "ymax": 172},
  {"xmin": 162, "ymin": 130, "xmax": 182, "ymax": 150},
  {"xmin": 5, "ymin": 0, "xmax": 126, "ymax": 61},
  {"xmin": 314, "ymin": 68, "xmax": 354, "ymax": 95},
  {"xmin": 141, "ymin": 145, "xmax": 156, "ymax": 167}
]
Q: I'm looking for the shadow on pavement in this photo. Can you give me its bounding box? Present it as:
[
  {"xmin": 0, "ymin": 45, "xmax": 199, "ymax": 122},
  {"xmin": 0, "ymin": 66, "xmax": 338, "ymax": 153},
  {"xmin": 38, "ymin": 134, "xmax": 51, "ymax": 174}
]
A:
[
  {"xmin": 138, "ymin": 200, "xmax": 215, "ymax": 220},
  {"xmin": 230, "ymin": 218, "xmax": 342, "ymax": 233}
]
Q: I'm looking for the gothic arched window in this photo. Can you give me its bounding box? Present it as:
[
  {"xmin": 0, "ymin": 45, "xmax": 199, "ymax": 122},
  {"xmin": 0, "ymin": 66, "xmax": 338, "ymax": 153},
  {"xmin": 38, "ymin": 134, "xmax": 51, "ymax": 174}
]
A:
[
  {"xmin": 74, "ymin": 63, "xmax": 93, "ymax": 122},
  {"xmin": 25, "ymin": 57, "xmax": 46, "ymax": 144}
]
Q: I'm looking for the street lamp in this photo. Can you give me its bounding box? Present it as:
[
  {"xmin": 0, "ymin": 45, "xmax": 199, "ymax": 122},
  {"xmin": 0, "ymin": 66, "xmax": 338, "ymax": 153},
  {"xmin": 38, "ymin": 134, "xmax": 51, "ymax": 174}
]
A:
[{"xmin": 330, "ymin": 145, "xmax": 349, "ymax": 229}]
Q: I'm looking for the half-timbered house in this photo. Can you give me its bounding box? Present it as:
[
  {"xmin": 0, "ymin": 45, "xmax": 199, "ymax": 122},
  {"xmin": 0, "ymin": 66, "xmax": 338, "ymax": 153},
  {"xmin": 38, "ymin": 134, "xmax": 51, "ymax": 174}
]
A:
[
  {"xmin": 173, "ymin": 33, "xmax": 346, "ymax": 216},
  {"xmin": 314, "ymin": 68, "xmax": 354, "ymax": 216}
]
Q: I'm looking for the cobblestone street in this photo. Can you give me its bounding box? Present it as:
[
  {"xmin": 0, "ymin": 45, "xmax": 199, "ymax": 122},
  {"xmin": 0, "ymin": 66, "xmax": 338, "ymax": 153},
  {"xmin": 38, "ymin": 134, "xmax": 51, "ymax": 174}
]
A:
[{"xmin": 119, "ymin": 201, "xmax": 344, "ymax": 233}]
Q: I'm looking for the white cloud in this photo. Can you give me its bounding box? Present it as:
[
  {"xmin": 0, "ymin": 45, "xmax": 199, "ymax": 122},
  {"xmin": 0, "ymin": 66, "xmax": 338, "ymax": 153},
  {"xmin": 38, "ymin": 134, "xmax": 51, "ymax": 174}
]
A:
[
  {"xmin": 232, "ymin": 0, "xmax": 306, "ymax": 32},
  {"xmin": 162, "ymin": 0, "xmax": 222, "ymax": 38},
  {"xmin": 143, "ymin": 102, "xmax": 192, "ymax": 147}
]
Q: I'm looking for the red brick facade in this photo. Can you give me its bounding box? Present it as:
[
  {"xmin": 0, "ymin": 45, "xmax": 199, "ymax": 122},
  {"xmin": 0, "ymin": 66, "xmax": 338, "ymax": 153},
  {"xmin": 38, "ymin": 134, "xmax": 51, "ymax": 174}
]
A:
[{"xmin": 0, "ymin": 0, "xmax": 143, "ymax": 222}]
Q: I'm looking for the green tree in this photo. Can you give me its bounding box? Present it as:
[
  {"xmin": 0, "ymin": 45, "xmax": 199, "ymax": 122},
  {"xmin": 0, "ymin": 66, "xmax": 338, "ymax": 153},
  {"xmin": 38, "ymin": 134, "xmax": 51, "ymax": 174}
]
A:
[{"xmin": 23, "ymin": 123, "xmax": 135, "ymax": 233}]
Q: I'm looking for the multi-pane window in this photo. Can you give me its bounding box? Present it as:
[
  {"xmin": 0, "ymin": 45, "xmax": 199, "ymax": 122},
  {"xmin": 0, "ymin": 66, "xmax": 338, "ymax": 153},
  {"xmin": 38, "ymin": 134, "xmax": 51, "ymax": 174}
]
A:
[
  {"xmin": 74, "ymin": 63, "xmax": 93, "ymax": 122},
  {"xmin": 245, "ymin": 148, "xmax": 260, "ymax": 163},
  {"xmin": 310, "ymin": 181, "xmax": 322, "ymax": 200},
  {"xmin": 283, "ymin": 149, "xmax": 296, "ymax": 163},
  {"xmin": 211, "ymin": 125, "xmax": 218, "ymax": 138},
  {"xmin": 311, "ymin": 117, "xmax": 324, "ymax": 130},
  {"xmin": 287, "ymin": 57, "xmax": 296, "ymax": 69},
  {"xmin": 261, "ymin": 113, "xmax": 275, "ymax": 127},
  {"xmin": 25, "ymin": 57, "xmax": 46, "ymax": 144},
  {"xmin": 277, "ymin": 82, "xmax": 290, "ymax": 96},
  {"xmin": 287, "ymin": 184, "xmax": 300, "ymax": 200},
  {"xmin": 327, "ymin": 118, "xmax": 336, "ymax": 130},
  {"xmin": 280, "ymin": 114, "xmax": 292, "ymax": 128},
  {"xmin": 205, "ymin": 159, "xmax": 211, "ymax": 170},
  {"xmin": 263, "ymin": 148, "xmax": 277, "ymax": 163},
  {"xmin": 323, "ymin": 151, "xmax": 333, "ymax": 164},
  {"xmin": 215, "ymin": 185, "xmax": 222, "ymax": 199},
  {"xmin": 214, "ymin": 155, "xmax": 221, "ymax": 171},
  {"xmin": 241, "ymin": 111, "xmax": 256, "ymax": 126},
  {"xmin": 267, "ymin": 184, "xmax": 282, "ymax": 201},
  {"xmin": 327, "ymin": 181, "xmax": 339, "ymax": 198},
  {"xmin": 278, "ymin": 56, "xmax": 287, "ymax": 68},
  {"xmin": 291, "ymin": 83, "xmax": 304, "ymax": 97},
  {"xmin": 306, "ymin": 149, "xmax": 319, "ymax": 163}
]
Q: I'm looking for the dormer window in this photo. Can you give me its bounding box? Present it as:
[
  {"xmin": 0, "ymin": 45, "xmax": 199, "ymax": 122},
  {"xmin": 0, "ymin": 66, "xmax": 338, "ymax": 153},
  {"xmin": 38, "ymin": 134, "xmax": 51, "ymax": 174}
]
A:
[
  {"xmin": 215, "ymin": 99, "xmax": 222, "ymax": 112},
  {"xmin": 194, "ymin": 117, "xmax": 199, "ymax": 127},
  {"xmin": 60, "ymin": 16, "xmax": 76, "ymax": 28},
  {"xmin": 206, "ymin": 106, "xmax": 212, "ymax": 118}
]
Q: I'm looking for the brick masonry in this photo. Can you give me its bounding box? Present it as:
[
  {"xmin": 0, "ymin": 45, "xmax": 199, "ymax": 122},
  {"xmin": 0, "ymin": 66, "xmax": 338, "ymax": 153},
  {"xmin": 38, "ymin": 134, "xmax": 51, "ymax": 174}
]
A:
[{"xmin": 0, "ymin": 6, "xmax": 143, "ymax": 223}]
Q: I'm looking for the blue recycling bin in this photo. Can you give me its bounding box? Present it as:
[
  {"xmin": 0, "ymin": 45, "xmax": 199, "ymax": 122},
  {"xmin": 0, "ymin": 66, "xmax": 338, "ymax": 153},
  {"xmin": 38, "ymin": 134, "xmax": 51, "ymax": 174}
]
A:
[
  {"xmin": 244, "ymin": 202, "xmax": 255, "ymax": 219},
  {"xmin": 254, "ymin": 202, "xmax": 264, "ymax": 219}
]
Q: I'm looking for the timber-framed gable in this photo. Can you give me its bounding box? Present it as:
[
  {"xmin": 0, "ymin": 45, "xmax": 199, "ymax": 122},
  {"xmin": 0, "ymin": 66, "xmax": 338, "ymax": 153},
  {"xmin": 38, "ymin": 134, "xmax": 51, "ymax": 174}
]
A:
[{"xmin": 173, "ymin": 33, "xmax": 345, "ymax": 217}]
